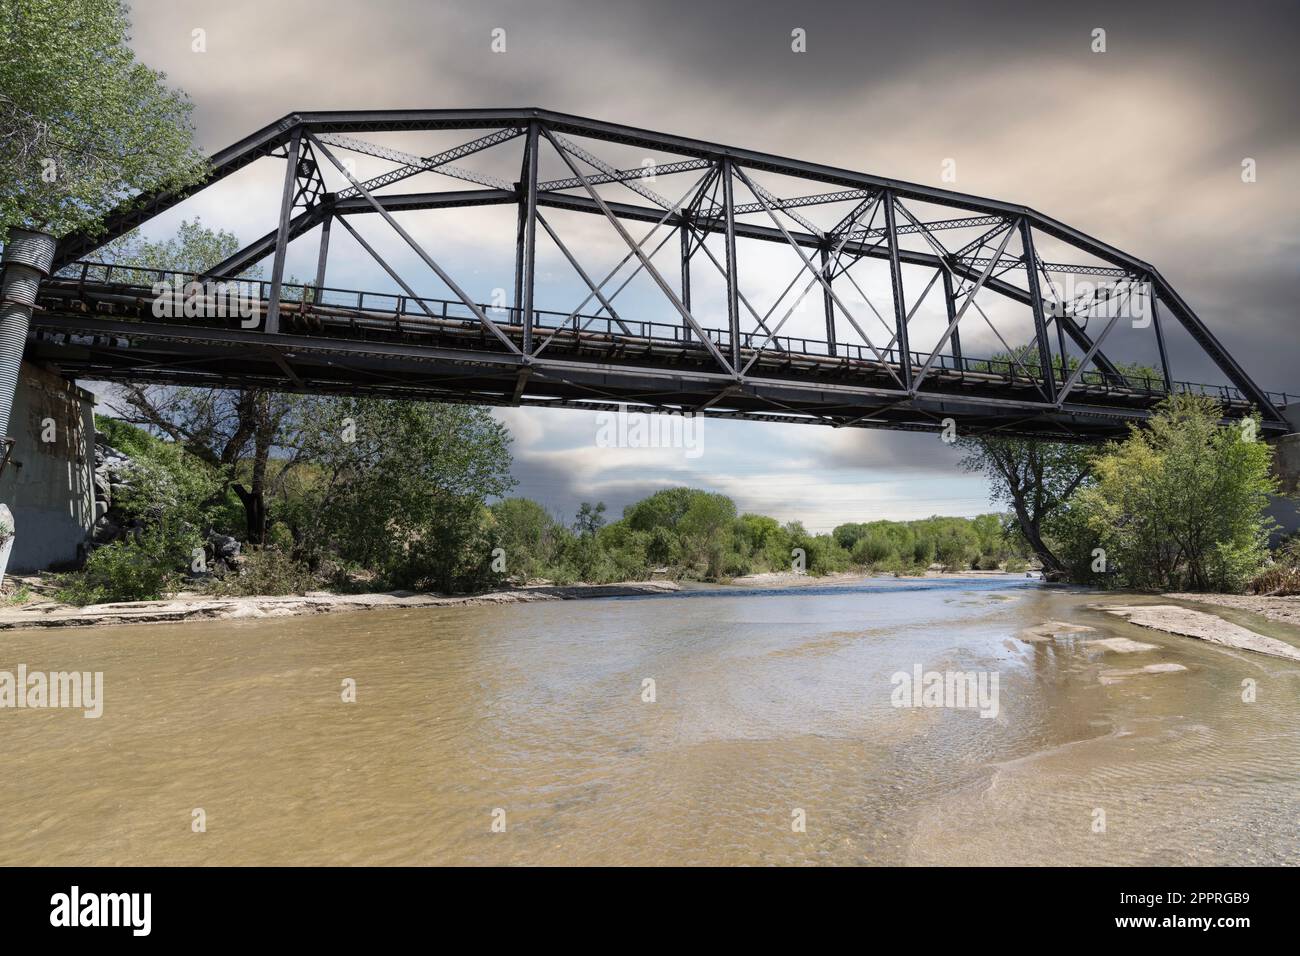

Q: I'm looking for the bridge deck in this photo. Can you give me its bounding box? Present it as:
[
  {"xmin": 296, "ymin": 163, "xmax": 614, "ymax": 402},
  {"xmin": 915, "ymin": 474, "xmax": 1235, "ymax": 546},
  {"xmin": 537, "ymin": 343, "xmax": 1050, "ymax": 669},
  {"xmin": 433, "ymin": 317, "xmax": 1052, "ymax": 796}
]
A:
[{"xmin": 29, "ymin": 262, "xmax": 1291, "ymax": 441}]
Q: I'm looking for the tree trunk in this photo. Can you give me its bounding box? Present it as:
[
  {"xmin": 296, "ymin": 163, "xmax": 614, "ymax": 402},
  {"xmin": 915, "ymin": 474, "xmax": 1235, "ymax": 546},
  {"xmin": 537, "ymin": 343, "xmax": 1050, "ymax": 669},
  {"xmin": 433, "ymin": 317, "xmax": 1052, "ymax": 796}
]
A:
[
  {"xmin": 1011, "ymin": 500, "xmax": 1066, "ymax": 578},
  {"xmin": 232, "ymin": 483, "xmax": 266, "ymax": 545}
]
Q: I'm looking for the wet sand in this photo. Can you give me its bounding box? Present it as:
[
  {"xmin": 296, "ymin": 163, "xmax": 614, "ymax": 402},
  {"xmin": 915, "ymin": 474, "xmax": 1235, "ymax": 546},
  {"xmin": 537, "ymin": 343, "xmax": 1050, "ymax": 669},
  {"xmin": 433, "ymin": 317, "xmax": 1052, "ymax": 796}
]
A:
[
  {"xmin": 0, "ymin": 581, "xmax": 679, "ymax": 630},
  {"xmin": 1099, "ymin": 603, "xmax": 1300, "ymax": 661},
  {"xmin": 1166, "ymin": 592, "xmax": 1300, "ymax": 629}
]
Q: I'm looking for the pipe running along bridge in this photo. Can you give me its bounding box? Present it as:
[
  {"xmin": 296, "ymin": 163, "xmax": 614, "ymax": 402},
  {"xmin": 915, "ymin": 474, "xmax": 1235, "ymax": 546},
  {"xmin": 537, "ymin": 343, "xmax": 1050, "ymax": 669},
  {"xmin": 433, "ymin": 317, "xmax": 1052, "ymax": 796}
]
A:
[{"xmin": 26, "ymin": 108, "xmax": 1293, "ymax": 441}]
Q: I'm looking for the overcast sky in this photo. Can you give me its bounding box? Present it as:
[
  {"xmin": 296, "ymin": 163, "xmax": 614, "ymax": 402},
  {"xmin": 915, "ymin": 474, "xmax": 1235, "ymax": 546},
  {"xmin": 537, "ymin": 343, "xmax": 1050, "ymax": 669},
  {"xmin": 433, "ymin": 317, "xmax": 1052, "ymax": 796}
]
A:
[{"xmin": 118, "ymin": 0, "xmax": 1300, "ymax": 530}]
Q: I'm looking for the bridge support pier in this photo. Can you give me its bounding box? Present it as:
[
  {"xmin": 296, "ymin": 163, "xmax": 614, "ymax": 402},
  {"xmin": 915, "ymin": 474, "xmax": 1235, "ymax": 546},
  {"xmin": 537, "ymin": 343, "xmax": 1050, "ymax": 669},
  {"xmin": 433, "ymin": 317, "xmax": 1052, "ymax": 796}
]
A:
[{"xmin": 0, "ymin": 228, "xmax": 56, "ymax": 586}]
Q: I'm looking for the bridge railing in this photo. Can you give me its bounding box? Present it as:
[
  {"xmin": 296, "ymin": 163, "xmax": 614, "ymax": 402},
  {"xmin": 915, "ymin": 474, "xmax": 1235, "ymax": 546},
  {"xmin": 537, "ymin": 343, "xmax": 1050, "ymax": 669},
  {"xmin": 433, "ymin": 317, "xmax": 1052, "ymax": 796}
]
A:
[{"xmin": 47, "ymin": 260, "xmax": 1291, "ymax": 410}]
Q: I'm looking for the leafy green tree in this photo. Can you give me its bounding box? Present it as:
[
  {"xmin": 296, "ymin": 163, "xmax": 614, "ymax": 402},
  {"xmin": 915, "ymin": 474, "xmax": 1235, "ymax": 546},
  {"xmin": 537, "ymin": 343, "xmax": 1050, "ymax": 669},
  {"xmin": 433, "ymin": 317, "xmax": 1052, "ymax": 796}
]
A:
[
  {"xmin": 490, "ymin": 497, "xmax": 563, "ymax": 582},
  {"xmin": 573, "ymin": 501, "xmax": 607, "ymax": 537},
  {"xmin": 961, "ymin": 437, "xmax": 1091, "ymax": 577},
  {"xmin": 1071, "ymin": 394, "xmax": 1275, "ymax": 592},
  {"xmin": 624, "ymin": 488, "xmax": 696, "ymax": 532},
  {"xmin": 832, "ymin": 522, "xmax": 868, "ymax": 551},
  {"xmin": 959, "ymin": 343, "xmax": 1165, "ymax": 577},
  {"xmin": 285, "ymin": 397, "xmax": 514, "ymax": 592},
  {"xmin": 930, "ymin": 518, "xmax": 979, "ymax": 570},
  {"xmin": 735, "ymin": 513, "xmax": 791, "ymax": 571},
  {"xmin": 851, "ymin": 529, "xmax": 896, "ymax": 566},
  {"xmin": 0, "ymin": 0, "xmax": 204, "ymax": 239},
  {"xmin": 88, "ymin": 218, "xmax": 246, "ymax": 275},
  {"xmin": 678, "ymin": 491, "xmax": 736, "ymax": 578}
]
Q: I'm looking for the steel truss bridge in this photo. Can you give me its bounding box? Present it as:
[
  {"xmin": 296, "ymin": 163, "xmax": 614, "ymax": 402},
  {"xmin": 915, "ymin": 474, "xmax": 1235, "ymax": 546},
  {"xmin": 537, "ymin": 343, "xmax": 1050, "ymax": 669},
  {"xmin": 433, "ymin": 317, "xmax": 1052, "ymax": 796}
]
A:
[{"xmin": 29, "ymin": 108, "xmax": 1292, "ymax": 440}]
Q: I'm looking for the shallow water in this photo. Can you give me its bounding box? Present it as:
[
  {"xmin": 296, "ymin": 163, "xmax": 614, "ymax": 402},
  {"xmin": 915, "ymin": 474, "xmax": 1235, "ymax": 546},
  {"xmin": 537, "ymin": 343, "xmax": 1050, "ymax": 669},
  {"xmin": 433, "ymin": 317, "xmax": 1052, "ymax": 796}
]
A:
[{"xmin": 1, "ymin": 576, "xmax": 1297, "ymax": 865}]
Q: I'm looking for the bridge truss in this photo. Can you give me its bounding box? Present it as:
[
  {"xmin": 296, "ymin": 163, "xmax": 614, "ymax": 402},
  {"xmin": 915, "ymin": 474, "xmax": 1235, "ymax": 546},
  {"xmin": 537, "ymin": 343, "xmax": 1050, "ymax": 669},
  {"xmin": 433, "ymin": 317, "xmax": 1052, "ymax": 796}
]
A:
[{"xmin": 30, "ymin": 108, "xmax": 1291, "ymax": 440}]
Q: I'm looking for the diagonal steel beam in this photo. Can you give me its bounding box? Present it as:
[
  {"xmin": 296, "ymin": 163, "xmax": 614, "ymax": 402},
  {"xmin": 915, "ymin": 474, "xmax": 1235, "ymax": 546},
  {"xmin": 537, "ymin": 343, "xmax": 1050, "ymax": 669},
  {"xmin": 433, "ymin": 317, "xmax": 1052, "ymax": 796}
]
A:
[
  {"xmin": 910, "ymin": 222, "xmax": 1017, "ymax": 393},
  {"xmin": 549, "ymin": 132, "xmax": 677, "ymax": 210},
  {"xmin": 531, "ymin": 166, "xmax": 717, "ymax": 358},
  {"xmin": 309, "ymin": 132, "xmax": 521, "ymax": 354},
  {"xmin": 333, "ymin": 214, "xmax": 441, "ymax": 323},
  {"xmin": 732, "ymin": 165, "xmax": 903, "ymax": 387},
  {"xmin": 830, "ymin": 194, "xmax": 879, "ymax": 238},
  {"xmin": 1019, "ymin": 218, "xmax": 1058, "ymax": 402},
  {"xmin": 883, "ymin": 267, "xmax": 942, "ymax": 354},
  {"xmin": 542, "ymin": 128, "xmax": 735, "ymax": 374},
  {"xmin": 739, "ymin": 176, "xmax": 824, "ymax": 238},
  {"xmin": 541, "ymin": 146, "xmax": 777, "ymax": 347},
  {"xmin": 201, "ymin": 203, "xmax": 326, "ymax": 280},
  {"xmin": 1150, "ymin": 290, "xmax": 1173, "ymax": 393},
  {"xmin": 333, "ymin": 127, "xmax": 524, "ymax": 199},
  {"xmin": 534, "ymin": 211, "xmax": 633, "ymax": 334},
  {"xmin": 740, "ymin": 202, "xmax": 873, "ymax": 376},
  {"xmin": 1056, "ymin": 310, "xmax": 1123, "ymax": 406}
]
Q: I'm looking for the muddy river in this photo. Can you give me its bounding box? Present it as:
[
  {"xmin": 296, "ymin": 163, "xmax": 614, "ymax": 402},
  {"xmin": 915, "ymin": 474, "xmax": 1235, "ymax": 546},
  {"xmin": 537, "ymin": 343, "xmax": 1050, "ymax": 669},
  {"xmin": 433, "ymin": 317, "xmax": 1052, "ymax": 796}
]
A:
[{"xmin": 1, "ymin": 576, "xmax": 1296, "ymax": 865}]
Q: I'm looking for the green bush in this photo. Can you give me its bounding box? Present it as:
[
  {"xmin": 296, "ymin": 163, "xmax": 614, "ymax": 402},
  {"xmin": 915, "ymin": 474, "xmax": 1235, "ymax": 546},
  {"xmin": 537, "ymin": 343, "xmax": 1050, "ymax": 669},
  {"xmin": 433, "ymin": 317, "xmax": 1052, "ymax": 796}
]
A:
[
  {"xmin": 1066, "ymin": 394, "xmax": 1275, "ymax": 592},
  {"xmin": 207, "ymin": 546, "xmax": 317, "ymax": 597},
  {"xmin": 57, "ymin": 529, "xmax": 195, "ymax": 605}
]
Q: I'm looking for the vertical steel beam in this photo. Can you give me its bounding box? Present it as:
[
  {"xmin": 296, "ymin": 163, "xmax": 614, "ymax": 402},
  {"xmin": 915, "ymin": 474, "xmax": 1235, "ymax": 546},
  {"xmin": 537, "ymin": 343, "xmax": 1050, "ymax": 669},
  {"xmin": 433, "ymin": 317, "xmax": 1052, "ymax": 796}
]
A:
[
  {"xmin": 941, "ymin": 267, "xmax": 961, "ymax": 366},
  {"xmin": 1150, "ymin": 289, "xmax": 1173, "ymax": 393},
  {"xmin": 312, "ymin": 213, "xmax": 332, "ymax": 304},
  {"xmin": 1018, "ymin": 217, "xmax": 1057, "ymax": 402},
  {"xmin": 519, "ymin": 121, "xmax": 541, "ymax": 353},
  {"xmin": 680, "ymin": 221, "xmax": 693, "ymax": 343},
  {"xmin": 512, "ymin": 199, "xmax": 526, "ymax": 321},
  {"xmin": 721, "ymin": 158, "xmax": 741, "ymax": 369},
  {"xmin": 819, "ymin": 246, "xmax": 837, "ymax": 357},
  {"xmin": 266, "ymin": 127, "xmax": 302, "ymax": 335},
  {"xmin": 882, "ymin": 191, "xmax": 911, "ymax": 389},
  {"xmin": 1054, "ymin": 299, "xmax": 1068, "ymax": 368}
]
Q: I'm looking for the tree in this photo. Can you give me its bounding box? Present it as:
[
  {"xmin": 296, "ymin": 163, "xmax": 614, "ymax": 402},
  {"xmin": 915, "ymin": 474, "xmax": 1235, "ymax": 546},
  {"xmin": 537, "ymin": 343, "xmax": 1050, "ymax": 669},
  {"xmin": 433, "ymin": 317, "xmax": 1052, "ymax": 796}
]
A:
[
  {"xmin": 98, "ymin": 220, "xmax": 296, "ymax": 543},
  {"xmin": 491, "ymin": 498, "xmax": 563, "ymax": 582},
  {"xmin": 960, "ymin": 437, "xmax": 1091, "ymax": 577},
  {"xmin": 1072, "ymin": 394, "xmax": 1275, "ymax": 592},
  {"xmin": 0, "ymin": 0, "xmax": 204, "ymax": 239},
  {"xmin": 573, "ymin": 501, "xmax": 607, "ymax": 537},
  {"xmin": 89, "ymin": 218, "xmax": 244, "ymax": 274},
  {"xmin": 284, "ymin": 397, "xmax": 515, "ymax": 592},
  {"xmin": 624, "ymin": 488, "xmax": 695, "ymax": 532},
  {"xmin": 960, "ymin": 343, "xmax": 1170, "ymax": 577},
  {"xmin": 677, "ymin": 491, "xmax": 736, "ymax": 577}
]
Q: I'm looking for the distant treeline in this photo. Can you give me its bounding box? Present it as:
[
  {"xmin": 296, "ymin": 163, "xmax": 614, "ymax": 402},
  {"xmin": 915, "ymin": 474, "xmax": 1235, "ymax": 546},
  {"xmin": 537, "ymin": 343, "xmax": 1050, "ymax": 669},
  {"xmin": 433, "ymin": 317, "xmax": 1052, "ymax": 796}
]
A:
[{"xmin": 491, "ymin": 488, "xmax": 1028, "ymax": 585}]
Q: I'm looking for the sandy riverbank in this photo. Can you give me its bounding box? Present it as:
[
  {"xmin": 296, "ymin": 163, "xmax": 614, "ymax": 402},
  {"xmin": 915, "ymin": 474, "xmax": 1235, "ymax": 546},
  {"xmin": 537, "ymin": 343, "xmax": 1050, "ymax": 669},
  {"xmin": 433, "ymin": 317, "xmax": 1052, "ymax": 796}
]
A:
[
  {"xmin": 1164, "ymin": 592, "xmax": 1300, "ymax": 629},
  {"xmin": 0, "ymin": 581, "xmax": 680, "ymax": 630},
  {"xmin": 1099, "ymin": 602, "xmax": 1300, "ymax": 661}
]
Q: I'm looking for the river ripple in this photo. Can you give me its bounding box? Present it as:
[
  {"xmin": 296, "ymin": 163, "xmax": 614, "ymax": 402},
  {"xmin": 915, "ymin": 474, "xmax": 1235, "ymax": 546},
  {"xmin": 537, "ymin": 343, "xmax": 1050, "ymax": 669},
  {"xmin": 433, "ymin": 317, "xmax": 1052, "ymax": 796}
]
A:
[{"xmin": 1, "ymin": 576, "xmax": 1296, "ymax": 865}]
